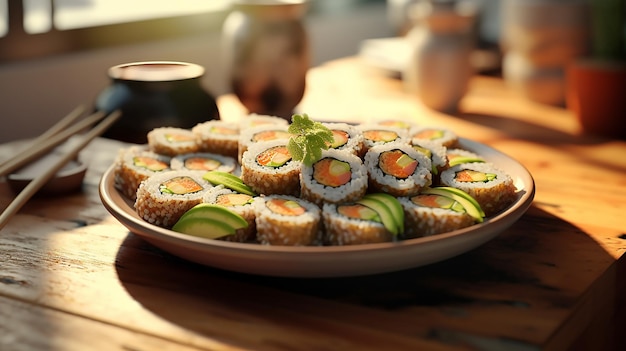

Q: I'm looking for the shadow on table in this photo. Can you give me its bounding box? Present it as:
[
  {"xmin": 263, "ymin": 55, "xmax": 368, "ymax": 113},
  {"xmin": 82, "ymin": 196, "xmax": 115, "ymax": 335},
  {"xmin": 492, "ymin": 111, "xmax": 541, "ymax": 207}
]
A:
[{"xmin": 114, "ymin": 205, "xmax": 624, "ymax": 349}]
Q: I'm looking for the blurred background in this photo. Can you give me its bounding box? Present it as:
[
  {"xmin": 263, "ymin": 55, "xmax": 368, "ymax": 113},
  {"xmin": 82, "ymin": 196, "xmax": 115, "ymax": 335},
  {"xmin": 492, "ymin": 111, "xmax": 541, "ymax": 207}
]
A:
[{"xmin": 0, "ymin": 0, "xmax": 601, "ymax": 143}]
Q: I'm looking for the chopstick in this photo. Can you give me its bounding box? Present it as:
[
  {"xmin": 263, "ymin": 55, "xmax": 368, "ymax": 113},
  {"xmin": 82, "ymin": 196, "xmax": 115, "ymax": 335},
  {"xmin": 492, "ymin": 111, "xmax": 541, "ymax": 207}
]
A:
[
  {"xmin": 0, "ymin": 109, "xmax": 108, "ymax": 177},
  {"xmin": 0, "ymin": 110, "xmax": 121, "ymax": 229}
]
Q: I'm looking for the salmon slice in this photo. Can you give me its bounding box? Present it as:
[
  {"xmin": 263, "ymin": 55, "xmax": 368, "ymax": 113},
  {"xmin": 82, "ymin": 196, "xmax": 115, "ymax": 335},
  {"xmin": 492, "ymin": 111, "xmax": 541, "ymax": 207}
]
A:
[
  {"xmin": 327, "ymin": 130, "xmax": 350, "ymax": 149},
  {"xmin": 165, "ymin": 133, "xmax": 196, "ymax": 142},
  {"xmin": 337, "ymin": 204, "xmax": 379, "ymax": 221},
  {"xmin": 209, "ymin": 126, "xmax": 238, "ymax": 135},
  {"xmin": 411, "ymin": 194, "xmax": 454, "ymax": 208},
  {"xmin": 256, "ymin": 146, "xmax": 292, "ymax": 167},
  {"xmin": 184, "ymin": 157, "xmax": 221, "ymax": 171},
  {"xmin": 133, "ymin": 156, "xmax": 168, "ymax": 171},
  {"xmin": 378, "ymin": 150, "xmax": 418, "ymax": 179},
  {"xmin": 159, "ymin": 176, "xmax": 203, "ymax": 195},
  {"xmin": 413, "ymin": 129, "xmax": 443, "ymax": 140},
  {"xmin": 313, "ymin": 158, "xmax": 351, "ymax": 187},
  {"xmin": 252, "ymin": 130, "xmax": 292, "ymax": 142},
  {"xmin": 455, "ymin": 170, "xmax": 496, "ymax": 182},
  {"xmin": 266, "ymin": 198, "xmax": 306, "ymax": 216},
  {"xmin": 363, "ymin": 130, "xmax": 398, "ymax": 142},
  {"xmin": 216, "ymin": 193, "xmax": 253, "ymax": 206}
]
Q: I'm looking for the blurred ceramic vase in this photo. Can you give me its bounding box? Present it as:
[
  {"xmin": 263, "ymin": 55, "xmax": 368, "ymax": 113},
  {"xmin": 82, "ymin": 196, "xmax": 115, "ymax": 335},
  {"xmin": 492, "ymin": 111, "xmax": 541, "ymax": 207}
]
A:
[
  {"xmin": 404, "ymin": 0, "xmax": 477, "ymax": 113},
  {"xmin": 95, "ymin": 61, "xmax": 220, "ymax": 144},
  {"xmin": 500, "ymin": 0, "xmax": 590, "ymax": 105},
  {"xmin": 221, "ymin": 0, "xmax": 310, "ymax": 120}
]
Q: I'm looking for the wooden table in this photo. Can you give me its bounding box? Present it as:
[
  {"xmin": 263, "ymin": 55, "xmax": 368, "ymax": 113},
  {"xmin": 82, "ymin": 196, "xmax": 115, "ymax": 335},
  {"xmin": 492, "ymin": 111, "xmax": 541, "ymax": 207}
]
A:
[{"xmin": 1, "ymin": 57, "xmax": 625, "ymax": 351}]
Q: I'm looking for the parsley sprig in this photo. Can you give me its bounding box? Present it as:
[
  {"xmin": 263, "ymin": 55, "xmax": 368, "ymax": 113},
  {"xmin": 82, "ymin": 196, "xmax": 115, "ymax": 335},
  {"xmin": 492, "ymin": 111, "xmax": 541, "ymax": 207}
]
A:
[{"xmin": 287, "ymin": 113, "xmax": 334, "ymax": 166}]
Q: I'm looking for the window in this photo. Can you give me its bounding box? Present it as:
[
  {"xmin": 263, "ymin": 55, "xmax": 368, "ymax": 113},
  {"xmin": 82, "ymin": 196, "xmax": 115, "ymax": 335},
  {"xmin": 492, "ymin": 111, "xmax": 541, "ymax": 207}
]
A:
[
  {"xmin": 0, "ymin": 0, "xmax": 387, "ymax": 63},
  {"xmin": 0, "ymin": 0, "xmax": 232, "ymax": 62}
]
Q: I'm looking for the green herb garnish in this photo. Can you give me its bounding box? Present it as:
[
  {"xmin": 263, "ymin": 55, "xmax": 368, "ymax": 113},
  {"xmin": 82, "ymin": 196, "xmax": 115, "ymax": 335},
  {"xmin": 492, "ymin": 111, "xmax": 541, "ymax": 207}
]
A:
[{"xmin": 287, "ymin": 113, "xmax": 334, "ymax": 166}]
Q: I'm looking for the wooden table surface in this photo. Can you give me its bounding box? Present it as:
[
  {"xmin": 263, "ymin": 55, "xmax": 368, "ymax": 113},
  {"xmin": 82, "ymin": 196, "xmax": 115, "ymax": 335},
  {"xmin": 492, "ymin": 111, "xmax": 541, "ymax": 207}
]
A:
[{"xmin": 1, "ymin": 57, "xmax": 625, "ymax": 351}]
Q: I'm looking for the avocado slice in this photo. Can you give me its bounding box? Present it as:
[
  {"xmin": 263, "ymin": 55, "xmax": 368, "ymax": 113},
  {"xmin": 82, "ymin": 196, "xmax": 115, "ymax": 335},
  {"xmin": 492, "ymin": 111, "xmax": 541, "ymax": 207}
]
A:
[
  {"xmin": 432, "ymin": 186, "xmax": 485, "ymax": 217},
  {"xmin": 421, "ymin": 187, "xmax": 484, "ymax": 223},
  {"xmin": 356, "ymin": 197, "xmax": 399, "ymax": 236},
  {"xmin": 447, "ymin": 155, "xmax": 485, "ymax": 167},
  {"xmin": 456, "ymin": 169, "xmax": 496, "ymax": 183},
  {"xmin": 363, "ymin": 193, "xmax": 404, "ymax": 234},
  {"xmin": 176, "ymin": 203, "xmax": 249, "ymax": 230},
  {"xmin": 172, "ymin": 217, "xmax": 237, "ymax": 239},
  {"xmin": 203, "ymin": 171, "xmax": 257, "ymax": 196}
]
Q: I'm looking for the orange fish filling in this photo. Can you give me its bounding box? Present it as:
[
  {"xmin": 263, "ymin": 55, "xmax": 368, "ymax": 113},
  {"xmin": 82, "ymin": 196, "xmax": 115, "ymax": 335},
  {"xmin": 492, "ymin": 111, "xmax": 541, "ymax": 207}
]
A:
[
  {"xmin": 159, "ymin": 176, "xmax": 203, "ymax": 195},
  {"xmin": 337, "ymin": 204, "xmax": 380, "ymax": 221},
  {"xmin": 455, "ymin": 169, "xmax": 496, "ymax": 182},
  {"xmin": 378, "ymin": 150, "xmax": 418, "ymax": 179},
  {"xmin": 216, "ymin": 193, "xmax": 253, "ymax": 206},
  {"xmin": 363, "ymin": 130, "xmax": 398, "ymax": 143},
  {"xmin": 209, "ymin": 126, "xmax": 238, "ymax": 135},
  {"xmin": 410, "ymin": 194, "xmax": 453, "ymax": 208},
  {"xmin": 252, "ymin": 130, "xmax": 292, "ymax": 142},
  {"xmin": 165, "ymin": 133, "xmax": 195, "ymax": 143},
  {"xmin": 184, "ymin": 157, "xmax": 221, "ymax": 171},
  {"xmin": 266, "ymin": 198, "xmax": 306, "ymax": 216},
  {"xmin": 413, "ymin": 129, "xmax": 444, "ymax": 140},
  {"xmin": 256, "ymin": 146, "xmax": 292, "ymax": 167},
  {"xmin": 313, "ymin": 158, "xmax": 351, "ymax": 187},
  {"xmin": 327, "ymin": 130, "xmax": 350, "ymax": 149},
  {"xmin": 133, "ymin": 156, "xmax": 169, "ymax": 171}
]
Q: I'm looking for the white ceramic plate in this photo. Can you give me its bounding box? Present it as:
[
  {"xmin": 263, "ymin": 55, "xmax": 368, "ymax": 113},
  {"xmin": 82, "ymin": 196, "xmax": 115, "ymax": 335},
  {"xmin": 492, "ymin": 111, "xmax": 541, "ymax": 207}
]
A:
[{"xmin": 99, "ymin": 138, "xmax": 534, "ymax": 278}]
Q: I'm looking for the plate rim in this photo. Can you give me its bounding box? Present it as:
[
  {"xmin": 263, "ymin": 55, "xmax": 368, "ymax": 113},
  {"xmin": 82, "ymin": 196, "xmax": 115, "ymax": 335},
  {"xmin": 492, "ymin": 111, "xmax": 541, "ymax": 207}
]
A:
[{"xmin": 99, "ymin": 138, "xmax": 535, "ymax": 276}]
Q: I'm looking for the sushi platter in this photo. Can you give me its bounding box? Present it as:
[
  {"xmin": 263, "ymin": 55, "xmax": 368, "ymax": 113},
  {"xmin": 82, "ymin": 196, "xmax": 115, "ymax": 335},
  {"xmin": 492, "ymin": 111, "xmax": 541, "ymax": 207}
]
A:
[{"xmin": 99, "ymin": 117, "xmax": 534, "ymax": 277}]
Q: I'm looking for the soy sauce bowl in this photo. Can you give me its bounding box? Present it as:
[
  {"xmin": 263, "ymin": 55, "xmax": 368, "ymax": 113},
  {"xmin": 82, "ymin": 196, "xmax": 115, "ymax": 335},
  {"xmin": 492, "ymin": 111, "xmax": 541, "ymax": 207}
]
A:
[{"xmin": 7, "ymin": 152, "xmax": 87, "ymax": 196}]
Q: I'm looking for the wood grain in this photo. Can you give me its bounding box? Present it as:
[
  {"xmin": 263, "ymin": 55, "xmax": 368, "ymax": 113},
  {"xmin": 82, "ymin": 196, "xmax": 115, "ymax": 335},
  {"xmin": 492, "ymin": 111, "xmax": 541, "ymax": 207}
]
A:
[{"xmin": 1, "ymin": 57, "xmax": 625, "ymax": 351}]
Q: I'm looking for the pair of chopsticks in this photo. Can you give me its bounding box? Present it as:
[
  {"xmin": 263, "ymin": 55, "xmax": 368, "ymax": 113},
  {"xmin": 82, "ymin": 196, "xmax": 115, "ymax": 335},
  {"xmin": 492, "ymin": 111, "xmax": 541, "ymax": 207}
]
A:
[{"xmin": 0, "ymin": 106, "xmax": 121, "ymax": 229}]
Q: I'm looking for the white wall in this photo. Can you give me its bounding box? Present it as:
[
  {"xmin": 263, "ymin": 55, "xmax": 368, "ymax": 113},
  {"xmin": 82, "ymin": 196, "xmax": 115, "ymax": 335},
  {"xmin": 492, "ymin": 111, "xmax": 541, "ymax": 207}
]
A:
[{"xmin": 0, "ymin": 3, "xmax": 392, "ymax": 143}]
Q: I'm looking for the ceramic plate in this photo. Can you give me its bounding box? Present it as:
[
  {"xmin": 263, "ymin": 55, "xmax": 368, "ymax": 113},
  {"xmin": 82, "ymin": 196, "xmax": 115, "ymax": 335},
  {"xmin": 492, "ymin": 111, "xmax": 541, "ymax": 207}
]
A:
[{"xmin": 99, "ymin": 138, "xmax": 534, "ymax": 278}]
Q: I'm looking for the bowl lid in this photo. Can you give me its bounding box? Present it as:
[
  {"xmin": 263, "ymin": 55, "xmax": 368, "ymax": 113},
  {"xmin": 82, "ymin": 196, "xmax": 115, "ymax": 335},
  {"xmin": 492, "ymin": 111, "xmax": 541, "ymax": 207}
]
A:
[{"xmin": 108, "ymin": 61, "xmax": 205, "ymax": 82}]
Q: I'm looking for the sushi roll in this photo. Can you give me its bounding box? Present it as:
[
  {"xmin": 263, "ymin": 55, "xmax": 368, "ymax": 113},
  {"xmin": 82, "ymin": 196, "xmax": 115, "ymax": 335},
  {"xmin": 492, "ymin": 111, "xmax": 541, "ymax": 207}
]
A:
[
  {"xmin": 409, "ymin": 126, "xmax": 459, "ymax": 149},
  {"xmin": 171, "ymin": 152, "xmax": 236, "ymax": 174},
  {"xmin": 203, "ymin": 185, "xmax": 257, "ymax": 243},
  {"xmin": 237, "ymin": 124, "xmax": 292, "ymax": 162},
  {"xmin": 410, "ymin": 138, "xmax": 448, "ymax": 184},
  {"xmin": 114, "ymin": 146, "xmax": 171, "ymax": 200},
  {"xmin": 147, "ymin": 127, "xmax": 199, "ymax": 156},
  {"xmin": 364, "ymin": 142, "xmax": 432, "ymax": 197},
  {"xmin": 191, "ymin": 120, "xmax": 240, "ymax": 159},
  {"xmin": 134, "ymin": 170, "xmax": 211, "ymax": 227},
  {"xmin": 300, "ymin": 148, "xmax": 368, "ymax": 207},
  {"xmin": 253, "ymin": 195, "xmax": 321, "ymax": 246},
  {"xmin": 240, "ymin": 139, "xmax": 301, "ymax": 196},
  {"xmin": 323, "ymin": 122, "xmax": 365, "ymax": 157},
  {"xmin": 357, "ymin": 124, "xmax": 408, "ymax": 155},
  {"xmin": 440, "ymin": 163, "xmax": 517, "ymax": 216},
  {"xmin": 398, "ymin": 194, "xmax": 475, "ymax": 238},
  {"xmin": 322, "ymin": 202, "xmax": 393, "ymax": 245}
]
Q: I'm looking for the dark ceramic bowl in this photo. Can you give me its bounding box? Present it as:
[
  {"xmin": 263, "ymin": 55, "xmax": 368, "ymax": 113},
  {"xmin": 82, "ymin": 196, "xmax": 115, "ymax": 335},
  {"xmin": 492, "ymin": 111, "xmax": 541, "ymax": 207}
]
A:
[{"xmin": 95, "ymin": 61, "xmax": 220, "ymax": 144}]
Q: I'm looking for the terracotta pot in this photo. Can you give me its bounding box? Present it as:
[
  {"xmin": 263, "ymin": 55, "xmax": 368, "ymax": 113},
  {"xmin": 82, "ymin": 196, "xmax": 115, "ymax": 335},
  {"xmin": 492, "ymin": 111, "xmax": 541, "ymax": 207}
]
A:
[{"xmin": 566, "ymin": 59, "xmax": 626, "ymax": 139}]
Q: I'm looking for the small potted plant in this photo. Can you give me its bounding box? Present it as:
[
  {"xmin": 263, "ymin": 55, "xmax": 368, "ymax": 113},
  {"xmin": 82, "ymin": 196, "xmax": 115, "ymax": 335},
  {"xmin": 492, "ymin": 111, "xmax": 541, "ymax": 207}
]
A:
[{"xmin": 567, "ymin": 0, "xmax": 626, "ymax": 139}]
